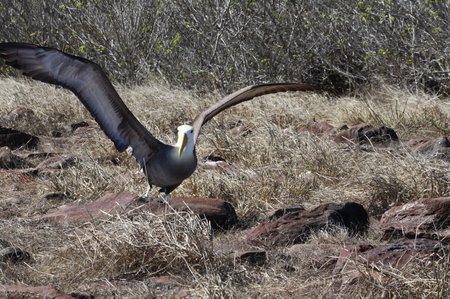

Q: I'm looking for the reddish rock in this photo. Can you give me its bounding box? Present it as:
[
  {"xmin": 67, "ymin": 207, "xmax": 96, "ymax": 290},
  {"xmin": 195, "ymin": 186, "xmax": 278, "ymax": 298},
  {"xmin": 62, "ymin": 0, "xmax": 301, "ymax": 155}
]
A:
[
  {"xmin": 268, "ymin": 207, "xmax": 305, "ymax": 220},
  {"xmin": 0, "ymin": 147, "xmax": 34, "ymax": 169},
  {"xmin": 173, "ymin": 289, "xmax": 191, "ymax": 299},
  {"xmin": 0, "ymin": 127, "xmax": 39, "ymax": 149},
  {"xmin": 70, "ymin": 121, "xmax": 90, "ymax": 132},
  {"xmin": 379, "ymin": 197, "xmax": 450, "ymax": 241},
  {"xmin": 301, "ymin": 121, "xmax": 399, "ymax": 146},
  {"xmin": 145, "ymin": 196, "xmax": 238, "ymax": 229},
  {"xmin": 42, "ymin": 192, "xmax": 138, "ymax": 224},
  {"xmin": 202, "ymin": 154, "xmax": 231, "ymax": 171},
  {"xmin": 0, "ymin": 247, "xmax": 30, "ymax": 263},
  {"xmin": 228, "ymin": 119, "xmax": 252, "ymax": 136},
  {"xmin": 334, "ymin": 124, "xmax": 398, "ymax": 145},
  {"xmin": 36, "ymin": 156, "xmax": 77, "ymax": 170},
  {"xmin": 146, "ymin": 275, "xmax": 181, "ymax": 289},
  {"xmin": 0, "ymin": 285, "xmax": 75, "ymax": 299},
  {"xmin": 201, "ymin": 154, "xmax": 249, "ymax": 174},
  {"xmin": 285, "ymin": 244, "xmax": 340, "ymax": 269},
  {"xmin": 142, "ymin": 275, "xmax": 189, "ymax": 297},
  {"xmin": 42, "ymin": 192, "xmax": 237, "ymax": 229},
  {"xmin": 202, "ymin": 154, "xmax": 226, "ymax": 163},
  {"xmin": 2, "ymin": 106, "xmax": 35, "ymax": 121},
  {"xmin": 408, "ymin": 136, "xmax": 450, "ymax": 160},
  {"xmin": 333, "ymin": 239, "xmax": 445, "ymax": 284},
  {"xmin": 233, "ymin": 249, "xmax": 267, "ymax": 265},
  {"xmin": 44, "ymin": 192, "xmax": 71, "ymax": 201},
  {"xmin": 51, "ymin": 130, "xmax": 64, "ymax": 138},
  {"xmin": 202, "ymin": 160, "xmax": 236, "ymax": 171},
  {"xmin": 76, "ymin": 278, "xmax": 187, "ymax": 298},
  {"xmin": 246, "ymin": 202, "xmax": 368, "ymax": 246},
  {"xmin": 407, "ymin": 137, "xmax": 427, "ymax": 148},
  {"xmin": 215, "ymin": 238, "xmax": 267, "ymax": 265},
  {"xmin": 72, "ymin": 126, "xmax": 98, "ymax": 137},
  {"xmin": 144, "ymin": 277, "xmax": 190, "ymax": 299},
  {"xmin": 302, "ymin": 119, "xmax": 336, "ymax": 137},
  {"xmin": 0, "ymin": 238, "xmax": 30, "ymax": 263},
  {"xmin": 409, "ymin": 136, "xmax": 450, "ymax": 152},
  {"xmin": 16, "ymin": 155, "xmax": 79, "ymax": 177}
]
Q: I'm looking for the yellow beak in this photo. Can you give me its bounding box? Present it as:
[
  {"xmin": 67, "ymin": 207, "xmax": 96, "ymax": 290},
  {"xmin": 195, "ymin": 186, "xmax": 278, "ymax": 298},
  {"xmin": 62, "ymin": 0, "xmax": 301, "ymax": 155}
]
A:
[{"xmin": 178, "ymin": 133, "xmax": 188, "ymax": 158}]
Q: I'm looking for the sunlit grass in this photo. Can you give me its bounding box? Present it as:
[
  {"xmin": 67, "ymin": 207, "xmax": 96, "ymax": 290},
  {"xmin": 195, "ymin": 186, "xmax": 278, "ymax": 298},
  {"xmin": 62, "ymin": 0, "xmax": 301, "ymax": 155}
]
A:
[{"xmin": 0, "ymin": 78, "xmax": 449, "ymax": 297}]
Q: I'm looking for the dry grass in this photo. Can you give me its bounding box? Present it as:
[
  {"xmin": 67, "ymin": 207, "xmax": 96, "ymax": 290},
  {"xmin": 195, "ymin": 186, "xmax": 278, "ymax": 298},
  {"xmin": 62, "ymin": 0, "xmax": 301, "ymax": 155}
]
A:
[
  {"xmin": 339, "ymin": 253, "xmax": 450, "ymax": 298},
  {"xmin": 0, "ymin": 78, "xmax": 449, "ymax": 297}
]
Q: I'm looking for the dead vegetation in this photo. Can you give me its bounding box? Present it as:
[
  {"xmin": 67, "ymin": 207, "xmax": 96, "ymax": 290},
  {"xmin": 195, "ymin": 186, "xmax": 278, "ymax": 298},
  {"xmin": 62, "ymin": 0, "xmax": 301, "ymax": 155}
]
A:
[
  {"xmin": 1, "ymin": 1, "xmax": 449, "ymax": 93},
  {"xmin": 0, "ymin": 78, "xmax": 449, "ymax": 297}
]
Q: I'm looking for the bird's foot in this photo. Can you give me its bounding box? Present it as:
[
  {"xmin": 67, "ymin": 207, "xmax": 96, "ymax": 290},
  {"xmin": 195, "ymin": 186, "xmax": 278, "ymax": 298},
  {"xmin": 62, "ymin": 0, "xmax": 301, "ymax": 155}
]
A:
[
  {"xmin": 158, "ymin": 192, "xmax": 170, "ymax": 205},
  {"xmin": 139, "ymin": 185, "xmax": 152, "ymax": 202},
  {"xmin": 138, "ymin": 195, "xmax": 149, "ymax": 203}
]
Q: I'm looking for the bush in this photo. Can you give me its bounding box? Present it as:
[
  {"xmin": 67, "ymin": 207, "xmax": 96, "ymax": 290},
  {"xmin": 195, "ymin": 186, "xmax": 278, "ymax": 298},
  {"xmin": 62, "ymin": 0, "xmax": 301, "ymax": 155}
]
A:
[{"xmin": 0, "ymin": 0, "xmax": 449, "ymax": 93}]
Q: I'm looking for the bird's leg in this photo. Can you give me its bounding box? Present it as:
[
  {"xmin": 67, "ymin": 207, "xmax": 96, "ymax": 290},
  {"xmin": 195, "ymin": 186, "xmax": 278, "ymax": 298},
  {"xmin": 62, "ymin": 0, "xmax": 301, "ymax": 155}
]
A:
[
  {"xmin": 139, "ymin": 184, "xmax": 152, "ymax": 202},
  {"xmin": 160, "ymin": 191, "xmax": 170, "ymax": 205},
  {"xmin": 156, "ymin": 187, "xmax": 170, "ymax": 205}
]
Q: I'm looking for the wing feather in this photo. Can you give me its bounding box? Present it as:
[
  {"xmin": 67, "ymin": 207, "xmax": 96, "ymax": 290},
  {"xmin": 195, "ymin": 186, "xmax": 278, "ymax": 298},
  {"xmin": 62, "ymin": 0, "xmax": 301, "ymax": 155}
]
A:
[
  {"xmin": 191, "ymin": 82, "xmax": 320, "ymax": 142},
  {"xmin": 0, "ymin": 42, "xmax": 162, "ymax": 167}
]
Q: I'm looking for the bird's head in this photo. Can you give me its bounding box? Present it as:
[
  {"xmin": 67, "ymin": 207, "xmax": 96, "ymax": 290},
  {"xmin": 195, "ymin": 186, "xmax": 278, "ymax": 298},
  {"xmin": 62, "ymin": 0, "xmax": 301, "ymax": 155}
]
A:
[{"xmin": 176, "ymin": 125, "xmax": 195, "ymax": 158}]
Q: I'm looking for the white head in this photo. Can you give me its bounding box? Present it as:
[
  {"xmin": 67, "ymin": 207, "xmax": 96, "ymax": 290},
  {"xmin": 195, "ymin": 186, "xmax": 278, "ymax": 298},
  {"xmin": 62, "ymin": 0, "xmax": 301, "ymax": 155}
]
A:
[{"xmin": 176, "ymin": 125, "xmax": 195, "ymax": 158}]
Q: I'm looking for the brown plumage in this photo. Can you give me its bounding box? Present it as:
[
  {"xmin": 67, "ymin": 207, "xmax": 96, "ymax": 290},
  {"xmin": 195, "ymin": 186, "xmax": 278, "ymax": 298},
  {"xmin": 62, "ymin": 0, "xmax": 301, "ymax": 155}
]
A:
[{"xmin": 0, "ymin": 42, "xmax": 319, "ymax": 200}]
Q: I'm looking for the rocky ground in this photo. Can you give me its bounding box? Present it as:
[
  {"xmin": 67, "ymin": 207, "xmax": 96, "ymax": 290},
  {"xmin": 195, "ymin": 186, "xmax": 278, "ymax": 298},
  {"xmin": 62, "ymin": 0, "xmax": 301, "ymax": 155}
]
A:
[{"xmin": 0, "ymin": 79, "xmax": 449, "ymax": 298}]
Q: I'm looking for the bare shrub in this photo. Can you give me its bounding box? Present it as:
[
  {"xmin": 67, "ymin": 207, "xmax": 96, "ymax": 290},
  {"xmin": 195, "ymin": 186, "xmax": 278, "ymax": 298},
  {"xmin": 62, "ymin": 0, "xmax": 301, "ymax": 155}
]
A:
[
  {"xmin": 50, "ymin": 211, "xmax": 212, "ymax": 277},
  {"xmin": 0, "ymin": 0, "xmax": 449, "ymax": 93}
]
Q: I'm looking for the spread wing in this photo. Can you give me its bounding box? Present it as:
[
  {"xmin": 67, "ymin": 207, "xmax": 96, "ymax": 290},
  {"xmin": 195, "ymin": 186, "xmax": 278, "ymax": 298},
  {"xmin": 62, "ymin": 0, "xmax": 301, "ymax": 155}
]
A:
[
  {"xmin": 191, "ymin": 82, "xmax": 320, "ymax": 142},
  {"xmin": 0, "ymin": 42, "xmax": 162, "ymax": 167}
]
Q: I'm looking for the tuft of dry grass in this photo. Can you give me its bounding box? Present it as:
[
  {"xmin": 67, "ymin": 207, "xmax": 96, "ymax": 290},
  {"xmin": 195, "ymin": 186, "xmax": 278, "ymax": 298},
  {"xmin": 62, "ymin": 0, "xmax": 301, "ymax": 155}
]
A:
[{"xmin": 44, "ymin": 210, "xmax": 244, "ymax": 297}]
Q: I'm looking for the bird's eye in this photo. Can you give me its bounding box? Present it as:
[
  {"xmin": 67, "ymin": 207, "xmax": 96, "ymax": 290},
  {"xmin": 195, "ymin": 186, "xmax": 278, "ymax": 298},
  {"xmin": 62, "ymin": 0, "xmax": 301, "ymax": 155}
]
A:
[{"xmin": 190, "ymin": 130, "xmax": 193, "ymax": 133}]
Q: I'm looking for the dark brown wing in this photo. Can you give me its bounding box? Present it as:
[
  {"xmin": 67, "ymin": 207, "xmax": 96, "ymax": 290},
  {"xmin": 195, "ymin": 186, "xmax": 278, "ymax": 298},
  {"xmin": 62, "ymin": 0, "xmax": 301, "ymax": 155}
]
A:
[
  {"xmin": 191, "ymin": 82, "xmax": 320, "ymax": 142},
  {"xmin": 0, "ymin": 42, "xmax": 163, "ymax": 167}
]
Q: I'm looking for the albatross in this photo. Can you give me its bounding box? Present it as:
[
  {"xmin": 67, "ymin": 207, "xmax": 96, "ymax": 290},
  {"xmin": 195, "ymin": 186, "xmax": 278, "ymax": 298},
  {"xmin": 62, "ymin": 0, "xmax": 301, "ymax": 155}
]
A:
[{"xmin": 0, "ymin": 42, "xmax": 318, "ymax": 202}]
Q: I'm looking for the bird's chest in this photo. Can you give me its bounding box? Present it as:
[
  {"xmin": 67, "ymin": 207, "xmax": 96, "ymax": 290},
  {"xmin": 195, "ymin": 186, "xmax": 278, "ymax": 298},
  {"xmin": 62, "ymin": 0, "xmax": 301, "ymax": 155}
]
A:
[
  {"xmin": 147, "ymin": 150, "xmax": 197, "ymax": 185},
  {"xmin": 167, "ymin": 154, "xmax": 197, "ymax": 178}
]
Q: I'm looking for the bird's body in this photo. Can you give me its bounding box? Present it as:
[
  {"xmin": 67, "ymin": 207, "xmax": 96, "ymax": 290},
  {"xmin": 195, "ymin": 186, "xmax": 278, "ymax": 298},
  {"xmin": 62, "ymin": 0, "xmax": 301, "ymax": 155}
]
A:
[
  {"xmin": 0, "ymin": 42, "xmax": 319, "ymax": 200},
  {"xmin": 144, "ymin": 129, "xmax": 197, "ymax": 194}
]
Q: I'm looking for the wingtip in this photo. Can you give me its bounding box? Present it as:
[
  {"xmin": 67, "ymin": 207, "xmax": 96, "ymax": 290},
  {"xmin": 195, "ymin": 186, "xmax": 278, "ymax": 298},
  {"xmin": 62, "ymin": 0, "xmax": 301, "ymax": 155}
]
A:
[
  {"xmin": 0, "ymin": 42, "xmax": 43, "ymax": 58},
  {"xmin": 0, "ymin": 42, "xmax": 38, "ymax": 48}
]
